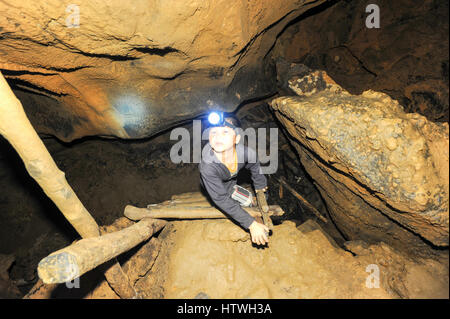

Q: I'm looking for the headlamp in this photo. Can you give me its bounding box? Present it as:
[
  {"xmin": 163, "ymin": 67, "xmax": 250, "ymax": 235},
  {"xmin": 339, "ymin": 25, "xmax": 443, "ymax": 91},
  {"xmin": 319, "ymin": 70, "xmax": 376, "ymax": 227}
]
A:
[
  {"xmin": 208, "ymin": 111, "xmax": 223, "ymax": 125},
  {"xmin": 207, "ymin": 111, "xmax": 238, "ymax": 130}
]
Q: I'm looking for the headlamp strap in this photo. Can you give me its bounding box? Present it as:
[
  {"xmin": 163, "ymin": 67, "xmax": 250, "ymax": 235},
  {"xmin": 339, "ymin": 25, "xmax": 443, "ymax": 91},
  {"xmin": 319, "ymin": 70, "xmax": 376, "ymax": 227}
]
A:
[{"xmin": 223, "ymin": 120, "xmax": 237, "ymax": 130}]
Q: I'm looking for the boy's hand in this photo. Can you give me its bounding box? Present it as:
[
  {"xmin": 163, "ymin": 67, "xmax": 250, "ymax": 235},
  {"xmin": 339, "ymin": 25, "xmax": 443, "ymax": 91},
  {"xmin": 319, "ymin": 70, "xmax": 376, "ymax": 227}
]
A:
[{"xmin": 249, "ymin": 220, "xmax": 270, "ymax": 245}]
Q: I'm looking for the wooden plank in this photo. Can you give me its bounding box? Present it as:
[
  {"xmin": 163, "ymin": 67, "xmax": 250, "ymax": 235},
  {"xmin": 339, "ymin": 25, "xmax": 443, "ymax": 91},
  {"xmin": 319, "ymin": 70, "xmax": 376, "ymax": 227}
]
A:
[
  {"xmin": 124, "ymin": 204, "xmax": 285, "ymax": 221},
  {"xmin": 171, "ymin": 192, "xmax": 208, "ymax": 200}
]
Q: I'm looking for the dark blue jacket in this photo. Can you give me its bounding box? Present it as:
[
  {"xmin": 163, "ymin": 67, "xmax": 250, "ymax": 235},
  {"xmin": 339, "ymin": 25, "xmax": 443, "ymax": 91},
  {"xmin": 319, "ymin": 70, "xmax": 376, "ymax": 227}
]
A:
[{"xmin": 199, "ymin": 142, "xmax": 267, "ymax": 229}]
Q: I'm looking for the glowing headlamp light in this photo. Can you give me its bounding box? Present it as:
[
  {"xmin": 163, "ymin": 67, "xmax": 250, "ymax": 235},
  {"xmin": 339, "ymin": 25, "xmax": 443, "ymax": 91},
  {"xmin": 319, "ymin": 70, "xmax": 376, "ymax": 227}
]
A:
[
  {"xmin": 207, "ymin": 111, "xmax": 238, "ymax": 130},
  {"xmin": 208, "ymin": 111, "xmax": 224, "ymax": 125}
]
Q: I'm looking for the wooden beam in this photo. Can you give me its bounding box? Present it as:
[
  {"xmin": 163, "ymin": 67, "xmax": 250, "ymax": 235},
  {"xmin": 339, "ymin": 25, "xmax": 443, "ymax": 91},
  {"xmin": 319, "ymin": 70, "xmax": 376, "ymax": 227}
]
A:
[
  {"xmin": 0, "ymin": 72, "xmax": 99, "ymax": 238},
  {"xmin": 275, "ymin": 177, "xmax": 328, "ymax": 223},
  {"xmin": 124, "ymin": 204, "xmax": 285, "ymax": 221},
  {"xmin": 171, "ymin": 192, "xmax": 208, "ymax": 200},
  {"xmin": 37, "ymin": 218, "xmax": 166, "ymax": 284},
  {"xmin": 155, "ymin": 199, "xmax": 212, "ymax": 208}
]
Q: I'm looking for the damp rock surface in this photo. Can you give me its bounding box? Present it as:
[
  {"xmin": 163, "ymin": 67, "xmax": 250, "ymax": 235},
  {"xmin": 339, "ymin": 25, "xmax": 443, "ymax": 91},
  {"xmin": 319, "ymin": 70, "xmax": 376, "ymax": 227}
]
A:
[
  {"xmin": 270, "ymin": 67, "xmax": 449, "ymax": 255},
  {"xmin": 0, "ymin": 254, "xmax": 21, "ymax": 298}
]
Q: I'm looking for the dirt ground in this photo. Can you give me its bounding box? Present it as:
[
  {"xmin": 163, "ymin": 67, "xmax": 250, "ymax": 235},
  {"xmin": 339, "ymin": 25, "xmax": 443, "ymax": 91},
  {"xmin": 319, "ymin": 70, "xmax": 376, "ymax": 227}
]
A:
[{"xmin": 22, "ymin": 216, "xmax": 448, "ymax": 299}]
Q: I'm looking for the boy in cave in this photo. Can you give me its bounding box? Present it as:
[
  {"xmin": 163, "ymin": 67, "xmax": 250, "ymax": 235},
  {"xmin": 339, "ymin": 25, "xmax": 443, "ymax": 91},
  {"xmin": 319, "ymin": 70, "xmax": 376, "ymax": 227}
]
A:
[{"xmin": 199, "ymin": 113, "xmax": 270, "ymax": 246}]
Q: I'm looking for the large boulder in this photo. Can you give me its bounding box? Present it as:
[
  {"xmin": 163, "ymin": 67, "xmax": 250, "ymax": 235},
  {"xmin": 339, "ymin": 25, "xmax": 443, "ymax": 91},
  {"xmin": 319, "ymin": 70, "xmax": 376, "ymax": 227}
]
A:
[{"xmin": 270, "ymin": 67, "xmax": 449, "ymax": 256}]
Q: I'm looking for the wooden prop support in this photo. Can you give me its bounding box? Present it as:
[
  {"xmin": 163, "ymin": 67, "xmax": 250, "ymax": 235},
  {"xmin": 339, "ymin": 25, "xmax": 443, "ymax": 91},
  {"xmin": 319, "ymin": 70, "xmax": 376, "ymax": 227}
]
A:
[
  {"xmin": 275, "ymin": 177, "xmax": 328, "ymax": 223},
  {"xmin": 125, "ymin": 204, "xmax": 285, "ymax": 221},
  {"xmin": 0, "ymin": 72, "xmax": 136, "ymax": 298},
  {"xmin": 256, "ymin": 190, "xmax": 274, "ymax": 230},
  {"xmin": 171, "ymin": 192, "xmax": 207, "ymax": 200},
  {"xmin": 37, "ymin": 218, "xmax": 166, "ymax": 284},
  {"xmin": 155, "ymin": 199, "xmax": 213, "ymax": 208},
  {"xmin": 0, "ymin": 72, "xmax": 100, "ymax": 238}
]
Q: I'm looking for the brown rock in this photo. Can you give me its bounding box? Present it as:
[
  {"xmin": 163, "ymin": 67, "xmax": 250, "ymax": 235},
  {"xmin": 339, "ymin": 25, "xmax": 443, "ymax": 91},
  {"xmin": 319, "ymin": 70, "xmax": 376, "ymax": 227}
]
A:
[{"xmin": 271, "ymin": 68, "xmax": 448, "ymax": 254}]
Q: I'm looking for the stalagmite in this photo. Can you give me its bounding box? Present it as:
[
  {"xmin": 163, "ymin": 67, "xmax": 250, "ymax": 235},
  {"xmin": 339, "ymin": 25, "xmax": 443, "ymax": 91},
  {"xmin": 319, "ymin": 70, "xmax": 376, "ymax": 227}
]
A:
[{"xmin": 0, "ymin": 72, "xmax": 136, "ymax": 298}]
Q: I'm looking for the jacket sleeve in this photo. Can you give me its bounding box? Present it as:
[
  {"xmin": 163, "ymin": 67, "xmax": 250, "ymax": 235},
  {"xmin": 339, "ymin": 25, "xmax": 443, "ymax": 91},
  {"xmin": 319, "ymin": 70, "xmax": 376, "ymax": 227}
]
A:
[
  {"xmin": 200, "ymin": 165, "xmax": 255, "ymax": 229},
  {"xmin": 245, "ymin": 147, "xmax": 268, "ymax": 190}
]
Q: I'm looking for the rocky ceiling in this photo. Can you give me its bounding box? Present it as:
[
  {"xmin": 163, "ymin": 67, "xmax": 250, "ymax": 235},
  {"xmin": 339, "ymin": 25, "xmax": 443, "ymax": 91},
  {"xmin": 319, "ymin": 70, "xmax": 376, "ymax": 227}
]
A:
[
  {"xmin": 0, "ymin": 0, "xmax": 448, "ymax": 142},
  {"xmin": 0, "ymin": 0, "xmax": 329, "ymax": 141}
]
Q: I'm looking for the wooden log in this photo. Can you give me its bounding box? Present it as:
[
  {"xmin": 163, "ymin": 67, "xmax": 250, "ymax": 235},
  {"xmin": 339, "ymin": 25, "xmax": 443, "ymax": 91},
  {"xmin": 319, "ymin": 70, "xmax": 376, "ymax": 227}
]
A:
[
  {"xmin": 275, "ymin": 177, "xmax": 328, "ymax": 223},
  {"xmin": 171, "ymin": 192, "xmax": 207, "ymax": 200},
  {"xmin": 0, "ymin": 72, "xmax": 137, "ymax": 298},
  {"xmin": 124, "ymin": 204, "xmax": 285, "ymax": 221},
  {"xmin": 0, "ymin": 72, "xmax": 99, "ymax": 238},
  {"xmin": 37, "ymin": 218, "xmax": 166, "ymax": 284},
  {"xmin": 101, "ymin": 260, "xmax": 137, "ymax": 298},
  {"xmin": 99, "ymin": 217, "xmax": 138, "ymax": 298},
  {"xmin": 157, "ymin": 197, "xmax": 211, "ymax": 205},
  {"xmin": 256, "ymin": 190, "xmax": 274, "ymax": 230},
  {"xmin": 149, "ymin": 200, "xmax": 212, "ymax": 208},
  {"xmin": 103, "ymin": 261, "xmax": 137, "ymax": 298},
  {"xmin": 122, "ymin": 237, "xmax": 161, "ymax": 285},
  {"xmin": 170, "ymin": 201, "xmax": 212, "ymax": 207},
  {"xmin": 100, "ymin": 217, "xmax": 135, "ymax": 234}
]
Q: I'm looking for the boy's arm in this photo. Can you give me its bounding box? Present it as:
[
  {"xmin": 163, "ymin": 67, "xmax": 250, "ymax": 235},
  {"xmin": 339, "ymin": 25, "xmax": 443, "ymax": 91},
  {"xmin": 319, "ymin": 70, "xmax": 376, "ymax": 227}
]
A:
[
  {"xmin": 200, "ymin": 166, "xmax": 255, "ymax": 230},
  {"xmin": 245, "ymin": 147, "xmax": 268, "ymax": 191}
]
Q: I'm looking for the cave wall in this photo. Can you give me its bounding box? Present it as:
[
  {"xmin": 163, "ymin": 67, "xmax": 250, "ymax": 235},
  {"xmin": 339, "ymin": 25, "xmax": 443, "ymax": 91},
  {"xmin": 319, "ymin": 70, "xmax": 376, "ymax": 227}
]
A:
[{"xmin": 271, "ymin": 0, "xmax": 449, "ymax": 122}]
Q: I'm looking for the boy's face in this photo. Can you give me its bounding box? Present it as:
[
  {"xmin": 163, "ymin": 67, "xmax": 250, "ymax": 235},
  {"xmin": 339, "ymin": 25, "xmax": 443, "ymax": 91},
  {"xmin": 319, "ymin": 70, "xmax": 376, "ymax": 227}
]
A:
[{"xmin": 209, "ymin": 126, "xmax": 241, "ymax": 153}]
